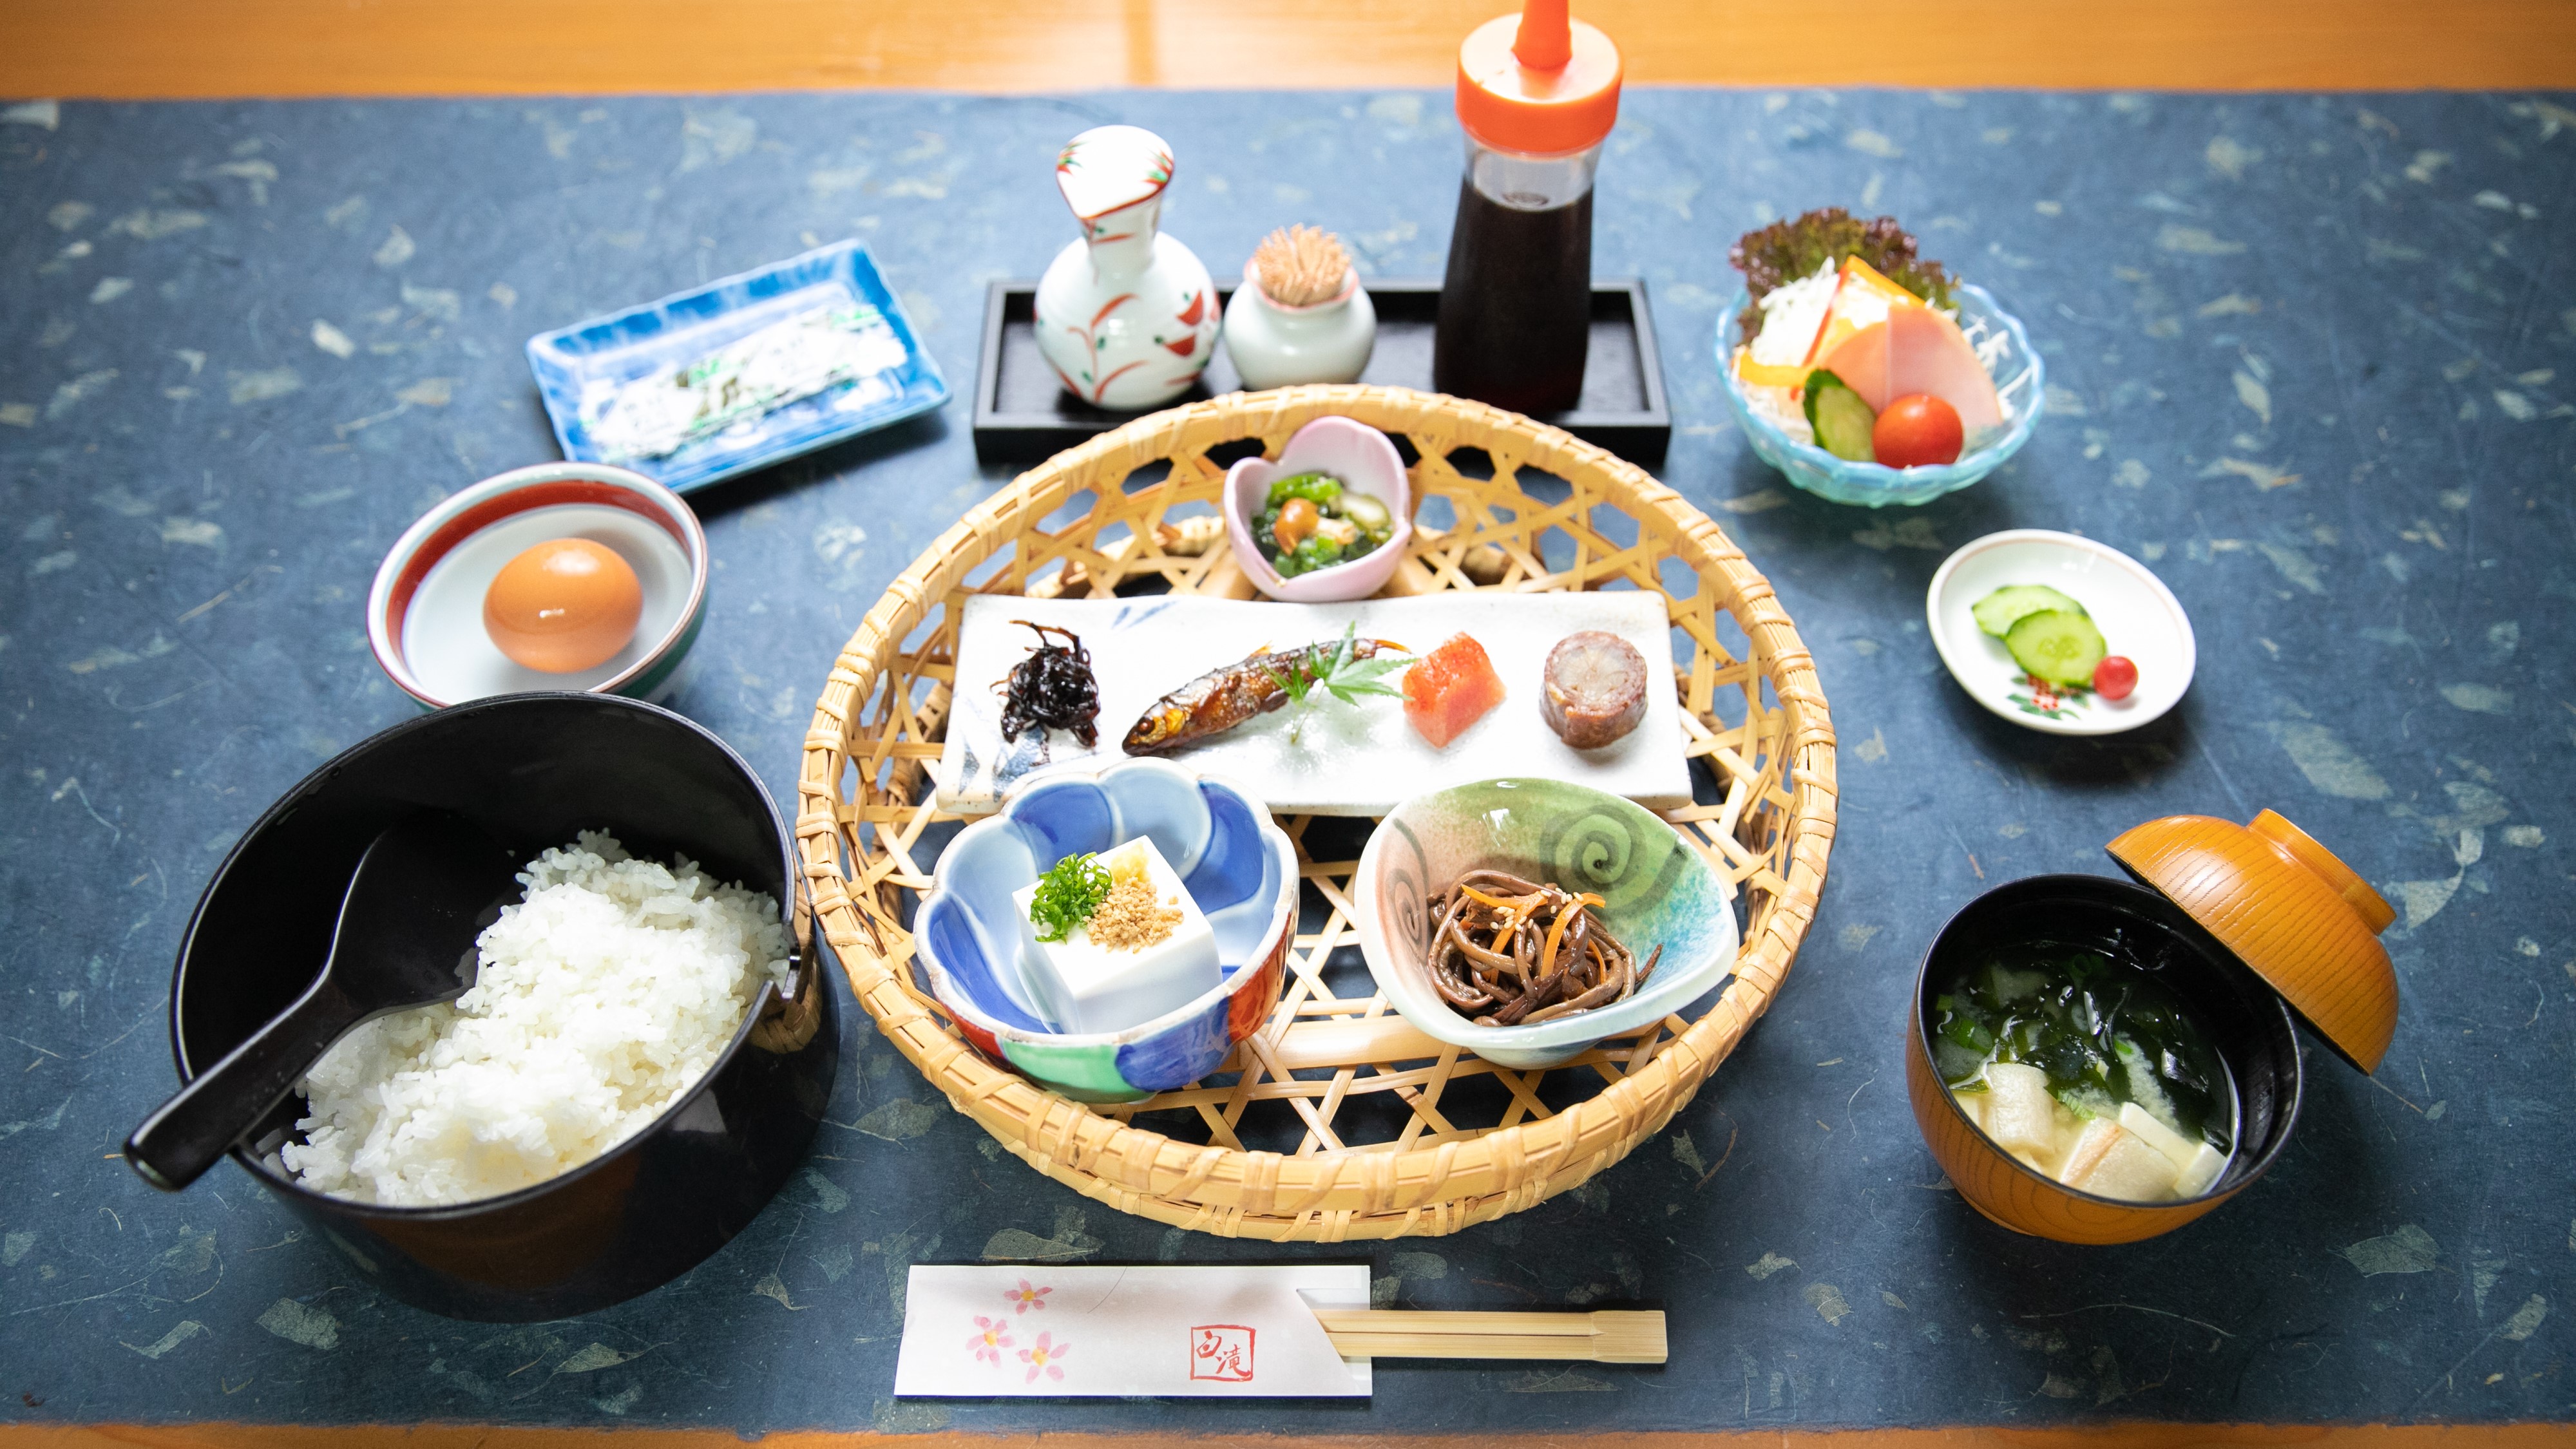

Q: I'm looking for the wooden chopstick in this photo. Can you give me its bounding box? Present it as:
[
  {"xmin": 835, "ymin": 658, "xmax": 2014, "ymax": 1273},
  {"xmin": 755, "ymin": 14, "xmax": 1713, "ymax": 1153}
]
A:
[{"xmin": 1311, "ymin": 1309, "xmax": 1666, "ymax": 1363}]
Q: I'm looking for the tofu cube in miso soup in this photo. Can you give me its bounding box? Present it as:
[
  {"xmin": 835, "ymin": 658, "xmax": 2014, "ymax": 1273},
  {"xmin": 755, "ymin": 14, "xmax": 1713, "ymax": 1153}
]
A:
[
  {"xmin": 1977, "ymin": 1062, "xmax": 2059, "ymax": 1164},
  {"xmin": 2056, "ymin": 1116, "xmax": 2182, "ymax": 1200},
  {"xmin": 2117, "ymin": 1103, "xmax": 2226, "ymax": 1198},
  {"xmin": 1013, "ymin": 837, "xmax": 1219, "ymax": 1036}
]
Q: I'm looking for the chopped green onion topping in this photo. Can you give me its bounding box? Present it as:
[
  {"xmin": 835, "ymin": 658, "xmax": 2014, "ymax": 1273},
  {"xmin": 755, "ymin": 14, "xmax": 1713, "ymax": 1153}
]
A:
[
  {"xmin": 1265, "ymin": 472, "xmax": 1344, "ymax": 507},
  {"xmin": 1029, "ymin": 852, "xmax": 1112, "ymax": 943}
]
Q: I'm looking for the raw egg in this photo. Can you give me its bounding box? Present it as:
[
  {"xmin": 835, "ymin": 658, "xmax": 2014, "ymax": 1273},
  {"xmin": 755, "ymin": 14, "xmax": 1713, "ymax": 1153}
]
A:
[{"xmin": 482, "ymin": 538, "xmax": 643, "ymax": 673}]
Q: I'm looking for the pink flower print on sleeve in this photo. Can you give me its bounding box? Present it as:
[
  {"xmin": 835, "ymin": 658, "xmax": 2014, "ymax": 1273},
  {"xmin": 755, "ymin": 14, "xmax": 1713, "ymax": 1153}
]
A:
[
  {"xmin": 966, "ymin": 1315, "xmax": 1014, "ymax": 1366},
  {"xmin": 1018, "ymin": 1330, "xmax": 1069, "ymax": 1384},
  {"xmin": 1005, "ymin": 1280, "xmax": 1052, "ymax": 1314}
]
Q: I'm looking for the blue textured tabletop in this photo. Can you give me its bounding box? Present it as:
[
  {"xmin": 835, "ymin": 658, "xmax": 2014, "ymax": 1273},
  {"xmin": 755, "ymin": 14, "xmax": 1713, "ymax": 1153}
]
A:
[{"xmin": 0, "ymin": 88, "xmax": 2570, "ymax": 1434}]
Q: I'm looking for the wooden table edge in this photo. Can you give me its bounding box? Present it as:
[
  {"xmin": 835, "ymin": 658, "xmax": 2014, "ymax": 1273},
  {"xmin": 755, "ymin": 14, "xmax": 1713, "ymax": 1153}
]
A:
[
  {"xmin": 4, "ymin": 0, "xmax": 2576, "ymax": 97},
  {"xmin": 5, "ymin": 1424, "xmax": 2571, "ymax": 1447}
]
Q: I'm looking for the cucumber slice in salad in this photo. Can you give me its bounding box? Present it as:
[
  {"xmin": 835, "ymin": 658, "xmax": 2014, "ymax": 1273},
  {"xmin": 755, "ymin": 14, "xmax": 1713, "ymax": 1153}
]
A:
[
  {"xmin": 1802, "ymin": 369, "xmax": 1878, "ymax": 462},
  {"xmin": 1972, "ymin": 584, "xmax": 2088, "ymax": 638},
  {"xmin": 2003, "ymin": 609, "xmax": 2109, "ymax": 687}
]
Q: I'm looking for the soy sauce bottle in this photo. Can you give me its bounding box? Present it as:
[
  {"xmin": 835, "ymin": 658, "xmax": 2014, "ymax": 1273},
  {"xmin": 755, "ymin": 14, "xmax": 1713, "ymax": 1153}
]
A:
[{"xmin": 1431, "ymin": 0, "xmax": 1623, "ymax": 415}]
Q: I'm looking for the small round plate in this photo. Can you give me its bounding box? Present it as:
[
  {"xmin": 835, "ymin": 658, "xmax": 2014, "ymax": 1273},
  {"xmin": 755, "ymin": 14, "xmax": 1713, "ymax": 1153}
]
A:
[
  {"xmin": 1926, "ymin": 529, "xmax": 2195, "ymax": 735},
  {"xmin": 368, "ymin": 462, "xmax": 709, "ymax": 709}
]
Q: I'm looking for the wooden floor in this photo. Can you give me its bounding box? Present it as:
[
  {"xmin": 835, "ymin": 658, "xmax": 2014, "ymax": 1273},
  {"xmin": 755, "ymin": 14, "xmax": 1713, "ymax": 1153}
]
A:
[{"xmin": 3, "ymin": 0, "xmax": 2573, "ymax": 97}]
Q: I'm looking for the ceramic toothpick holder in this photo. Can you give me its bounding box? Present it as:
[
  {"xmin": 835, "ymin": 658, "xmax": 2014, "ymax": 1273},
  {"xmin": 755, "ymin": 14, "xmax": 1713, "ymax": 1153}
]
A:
[
  {"xmin": 1035, "ymin": 126, "xmax": 1221, "ymax": 412},
  {"xmin": 1223, "ymin": 264, "xmax": 1377, "ymax": 390}
]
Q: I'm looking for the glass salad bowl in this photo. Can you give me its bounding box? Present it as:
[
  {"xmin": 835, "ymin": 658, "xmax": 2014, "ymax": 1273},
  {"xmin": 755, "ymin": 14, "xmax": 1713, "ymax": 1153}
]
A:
[{"xmin": 1714, "ymin": 282, "xmax": 2045, "ymax": 509}]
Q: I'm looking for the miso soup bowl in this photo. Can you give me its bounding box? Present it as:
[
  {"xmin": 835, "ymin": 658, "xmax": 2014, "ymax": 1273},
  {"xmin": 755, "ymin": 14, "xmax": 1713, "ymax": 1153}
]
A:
[
  {"xmin": 1905, "ymin": 874, "xmax": 2303, "ymax": 1245},
  {"xmin": 164, "ymin": 692, "xmax": 837, "ymax": 1320}
]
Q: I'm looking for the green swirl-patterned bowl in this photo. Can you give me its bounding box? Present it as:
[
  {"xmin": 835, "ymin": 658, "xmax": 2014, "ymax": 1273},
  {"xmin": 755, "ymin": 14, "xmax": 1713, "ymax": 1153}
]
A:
[{"xmin": 1353, "ymin": 778, "xmax": 1741, "ymax": 1070}]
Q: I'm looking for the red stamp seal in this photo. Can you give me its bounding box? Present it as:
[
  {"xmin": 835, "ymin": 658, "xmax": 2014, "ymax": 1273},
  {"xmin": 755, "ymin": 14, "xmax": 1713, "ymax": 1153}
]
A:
[{"xmin": 1189, "ymin": 1325, "xmax": 1255, "ymax": 1382}]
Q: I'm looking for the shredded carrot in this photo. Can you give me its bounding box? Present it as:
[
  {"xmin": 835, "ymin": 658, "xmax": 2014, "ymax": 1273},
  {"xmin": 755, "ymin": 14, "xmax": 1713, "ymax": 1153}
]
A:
[
  {"xmin": 1538, "ymin": 905, "xmax": 1578, "ymax": 978},
  {"xmin": 1461, "ymin": 886, "xmax": 1540, "ymax": 911}
]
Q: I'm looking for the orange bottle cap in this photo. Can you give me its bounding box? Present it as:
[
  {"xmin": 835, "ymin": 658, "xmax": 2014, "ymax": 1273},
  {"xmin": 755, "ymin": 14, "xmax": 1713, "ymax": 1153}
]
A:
[{"xmin": 1455, "ymin": 0, "xmax": 1621, "ymax": 156}]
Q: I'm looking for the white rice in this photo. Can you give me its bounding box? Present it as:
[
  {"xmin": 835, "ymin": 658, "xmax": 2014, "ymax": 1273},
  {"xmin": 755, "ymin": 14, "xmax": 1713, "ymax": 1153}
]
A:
[{"xmin": 280, "ymin": 831, "xmax": 790, "ymax": 1207}]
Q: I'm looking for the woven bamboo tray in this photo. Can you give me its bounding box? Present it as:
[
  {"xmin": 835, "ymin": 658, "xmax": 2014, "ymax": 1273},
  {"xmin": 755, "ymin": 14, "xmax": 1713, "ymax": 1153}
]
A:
[{"xmin": 796, "ymin": 384, "xmax": 1836, "ymax": 1241}]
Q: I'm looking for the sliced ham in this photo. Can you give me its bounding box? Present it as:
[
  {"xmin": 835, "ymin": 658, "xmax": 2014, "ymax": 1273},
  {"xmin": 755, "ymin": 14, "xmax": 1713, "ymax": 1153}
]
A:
[
  {"xmin": 1887, "ymin": 305, "xmax": 2002, "ymax": 429},
  {"xmin": 1815, "ymin": 321, "xmax": 1892, "ymax": 408},
  {"xmin": 1799, "ymin": 256, "xmax": 1924, "ymax": 368},
  {"xmin": 1814, "ymin": 306, "xmax": 2002, "ymax": 430}
]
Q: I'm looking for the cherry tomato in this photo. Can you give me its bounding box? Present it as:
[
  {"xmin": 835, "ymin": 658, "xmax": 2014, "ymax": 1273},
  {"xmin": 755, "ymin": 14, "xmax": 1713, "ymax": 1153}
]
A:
[
  {"xmin": 2092, "ymin": 655, "xmax": 2139, "ymax": 701},
  {"xmin": 1871, "ymin": 393, "xmax": 1964, "ymax": 468}
]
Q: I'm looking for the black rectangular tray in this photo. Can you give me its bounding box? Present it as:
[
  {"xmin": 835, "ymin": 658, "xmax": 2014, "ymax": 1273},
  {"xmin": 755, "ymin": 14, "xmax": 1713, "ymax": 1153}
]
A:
[{"xmin": 972, "ymin": 277, "xmax": 1670, "ymax": 469}]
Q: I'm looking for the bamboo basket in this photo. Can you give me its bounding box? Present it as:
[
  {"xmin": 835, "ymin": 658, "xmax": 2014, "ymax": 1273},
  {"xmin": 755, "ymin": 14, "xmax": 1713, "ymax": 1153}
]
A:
[{"xmin": 796, "ymin": 384, "xmax": 1836, "ymax": 1241}]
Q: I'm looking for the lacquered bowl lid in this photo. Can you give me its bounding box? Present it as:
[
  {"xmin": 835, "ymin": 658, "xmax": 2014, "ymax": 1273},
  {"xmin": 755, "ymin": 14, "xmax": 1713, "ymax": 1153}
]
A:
[{"xmin": 2106, "ymin": 809, "xmax": 2398, "ymax": 1074}]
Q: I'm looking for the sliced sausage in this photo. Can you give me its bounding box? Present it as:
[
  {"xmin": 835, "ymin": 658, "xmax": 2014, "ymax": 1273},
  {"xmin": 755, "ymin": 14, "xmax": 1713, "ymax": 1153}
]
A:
[{"xmin": 1540, "ymin": 630, "xmax": 1648, "ymax": 750}]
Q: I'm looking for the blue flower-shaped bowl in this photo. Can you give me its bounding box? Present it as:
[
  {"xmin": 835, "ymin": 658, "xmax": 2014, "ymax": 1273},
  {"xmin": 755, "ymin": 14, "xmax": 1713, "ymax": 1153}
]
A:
[
  {"xmin": 914, "ymin": 757, "xmax": 1296, "ymax": 1103},
  {"xmin": 1353, "ymin": 777, "xmax": 1740, "ymax": 1070},
  {"xmin": 1714, "ymin": 282, "xmax": 2045, "ymax": 508}
]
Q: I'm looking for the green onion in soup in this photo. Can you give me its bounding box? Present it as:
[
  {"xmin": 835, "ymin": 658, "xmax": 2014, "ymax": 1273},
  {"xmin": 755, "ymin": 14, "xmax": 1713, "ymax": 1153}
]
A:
[{"xmin": 1933, "ymin": 944, "xmax": 2235, "ymax": 1203}]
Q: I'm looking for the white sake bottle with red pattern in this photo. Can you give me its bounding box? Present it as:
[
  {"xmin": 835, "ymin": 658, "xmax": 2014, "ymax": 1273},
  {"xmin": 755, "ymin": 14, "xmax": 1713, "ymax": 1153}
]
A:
[{"xmin": 1035, "ymin": 125, "xmax": 1220, "ymax": 412}]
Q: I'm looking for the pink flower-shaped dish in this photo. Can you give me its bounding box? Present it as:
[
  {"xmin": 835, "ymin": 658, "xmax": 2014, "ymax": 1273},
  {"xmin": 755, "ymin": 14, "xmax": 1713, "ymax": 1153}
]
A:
[{"xmin": 1223, "ymin": 415, "xmax": 1411, "ymax": 602}]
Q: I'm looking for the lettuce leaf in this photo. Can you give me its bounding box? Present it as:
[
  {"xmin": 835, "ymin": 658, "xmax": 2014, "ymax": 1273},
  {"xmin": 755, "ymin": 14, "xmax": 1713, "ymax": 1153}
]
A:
[{"xmin": 1730, "ymin": 208, "xmax": 1957, "ymax": 343}]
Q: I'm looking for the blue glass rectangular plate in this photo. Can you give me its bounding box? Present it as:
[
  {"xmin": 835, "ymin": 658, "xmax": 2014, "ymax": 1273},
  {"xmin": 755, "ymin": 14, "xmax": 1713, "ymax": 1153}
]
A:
[{"xmin": 525, "ymin": 240, "xmax": 948, "ymax": 494}]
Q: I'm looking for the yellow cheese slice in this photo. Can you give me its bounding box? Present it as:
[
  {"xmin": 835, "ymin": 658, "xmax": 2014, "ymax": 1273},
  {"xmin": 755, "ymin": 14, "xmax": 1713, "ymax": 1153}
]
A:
[{"xmin": 1733, "ymin": 348, "xmax": 1811, "ymax": 390}]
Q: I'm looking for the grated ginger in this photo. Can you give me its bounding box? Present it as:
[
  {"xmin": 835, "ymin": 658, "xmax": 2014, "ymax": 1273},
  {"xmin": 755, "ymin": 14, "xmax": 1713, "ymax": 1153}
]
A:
[{"xmin": 1088, "ymin": 875, "xmax": 1181, "ymax": 952}]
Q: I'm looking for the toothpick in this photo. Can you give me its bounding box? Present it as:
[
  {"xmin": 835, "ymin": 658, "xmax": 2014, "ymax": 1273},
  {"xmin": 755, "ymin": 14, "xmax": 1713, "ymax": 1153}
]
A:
[{"xmin": 1252, "ymin": 225, "xmax": 1353, "ymax": 307}]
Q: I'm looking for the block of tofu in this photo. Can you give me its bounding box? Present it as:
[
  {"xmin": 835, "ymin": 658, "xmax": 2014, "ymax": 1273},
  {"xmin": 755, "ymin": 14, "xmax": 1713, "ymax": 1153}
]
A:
[
  {"xmin": 1013, "ymin": 837, "xmax": 1219, "ymax": 1035},
  {"xmin": 2170, "ymin": 1144, "xmax": 2228, "ymax": 1198},
  {"xmin": 1954, "ymin": 1091, "xmax": 2053, "ymax": 1173},
  {"xmin": 2057, "ymin": 1117, "xmax": 2182, "ymax": 1201},
  {"xmin": 2118, "ymin": 1103, "xmax": 2228, "ymax": 1198},
  {"xmin": 1977, "ymin": 1061, "xmax": 2058, "ymax": 1160}
]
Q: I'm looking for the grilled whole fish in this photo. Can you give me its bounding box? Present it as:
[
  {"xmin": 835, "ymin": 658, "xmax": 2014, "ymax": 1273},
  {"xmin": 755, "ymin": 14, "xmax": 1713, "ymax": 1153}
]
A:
[{"xmin": 1121, "ymin": 638, "xmax": 1395, "ymax": 755}]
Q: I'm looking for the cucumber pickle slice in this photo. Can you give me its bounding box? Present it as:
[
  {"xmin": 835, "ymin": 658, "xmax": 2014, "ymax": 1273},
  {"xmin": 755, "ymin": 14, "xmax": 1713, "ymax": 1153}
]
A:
[
  {"xmin": 1972, "ymin": 583, "xmax": 2088, "ymax": 638},
  {"xmin": 2002, "ymin": 609, "xmax": 2108, "ymax": 687},
  {"xmin": 1802, "ymin": 369, "xmax": 1878, "ymax": 463}
]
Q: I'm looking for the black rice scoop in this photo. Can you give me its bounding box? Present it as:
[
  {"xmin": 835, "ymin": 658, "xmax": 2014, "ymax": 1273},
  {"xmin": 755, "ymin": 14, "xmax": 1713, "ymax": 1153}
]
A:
[{"xmin": 126, "ymin": 813, "xmax": 522, "ymax": 1191}]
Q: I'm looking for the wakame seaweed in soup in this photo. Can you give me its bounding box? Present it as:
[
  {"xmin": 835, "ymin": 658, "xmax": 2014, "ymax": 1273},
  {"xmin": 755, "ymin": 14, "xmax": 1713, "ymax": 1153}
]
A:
[{"xmin": 1933, "ymin": 940, "xmax": 2237, "ymax": 1202}]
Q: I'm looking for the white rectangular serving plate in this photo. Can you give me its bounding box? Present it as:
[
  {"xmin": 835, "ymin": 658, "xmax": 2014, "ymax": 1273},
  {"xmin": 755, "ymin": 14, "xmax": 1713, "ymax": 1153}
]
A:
[{"xmin": 935, "ymin": 592, "xmax": 1692, "ymax": 817}]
